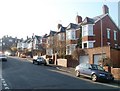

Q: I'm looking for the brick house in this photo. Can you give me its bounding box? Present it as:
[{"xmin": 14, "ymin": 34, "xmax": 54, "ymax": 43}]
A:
[
  {"xmin": 17, "ymin": 37, "xmax": 32, "ymax": 57},
  {"xmin": 58, "ymin": 5, "xmax": 120, "ymax": 69},
  {"xmin": 17, "ymin": 35, "xmax": 46, "ymax": 57},
  {"xmin": 66, "ymin": 16, "xmax": 82, "ymax": 55},
  {"xmin": 32, "ymin": 35, "xmax": 46, "ymax": 56},
  {"xmin": 56, "ymin": 24, "xmax": 66, "ymax": 57},
  {"xmin": 41, "ymin": 34, "xmax": 47, "ymax": 50},
  {"xmin": 46, "ymin": 30, "xmax": 57, "ymax": 56},
  {"xmin": 81, "ymin": 5, "xmax": 120, "ymax": 49},
  {"xmin": 78, "ymin": 5, "xmax": 120, "ymax": 67}
]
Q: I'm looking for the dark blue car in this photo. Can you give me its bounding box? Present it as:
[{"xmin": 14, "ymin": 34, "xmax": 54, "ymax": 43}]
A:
[{"xmin": 75, "ymin": 63, "xmax": 114, "ymax": 82}]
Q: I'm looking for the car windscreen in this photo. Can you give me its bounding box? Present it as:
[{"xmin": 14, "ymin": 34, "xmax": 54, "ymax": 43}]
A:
[
  {"xmin": 37, "ymin": 57, "xmax": 43, "ymax": 59},
  {"xmin": 91, "ymin": 65, "xmax": 104, "ymax": 71}
]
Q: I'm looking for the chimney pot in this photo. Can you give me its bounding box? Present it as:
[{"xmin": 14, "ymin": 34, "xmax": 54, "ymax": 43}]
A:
[
  {"xmin": 76, "ymin": 15, "xmax": 82, "ymax": 24},
  {"xmin": 103, "ymin": 5, "xmax": 109, "ymax": 14}
]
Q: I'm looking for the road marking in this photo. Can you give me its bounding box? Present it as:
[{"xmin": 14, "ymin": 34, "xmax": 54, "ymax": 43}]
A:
[
  {"xmin": 1, "ymin": 78, "xmax": 10, "ymax": 89},
  {"xmin": 5, "ymin": 87, "xmax": 10, "ymax": 89}
]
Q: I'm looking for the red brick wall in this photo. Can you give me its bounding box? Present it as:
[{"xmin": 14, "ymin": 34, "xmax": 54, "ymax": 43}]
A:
[
  {"xmin": 104, "ymin": 67, "xmax": 120, "ymax": 80},
  {"xmin": 87, "ymin": 46, "xmax": 111, "ymax": 64},
  {"xmin": 66, "ymin": 55, "xmax": 79, "ymax": 67},
  {"xmin": 76, "ymin": 29, "xmax": 81, "ymax": 39},
  {"xmin": 111, "ymin": 68, "xmax": 120, "ymax": 80},
  {"xmin": 118, "ymin": 31, "xmax": 120, "ymax": 46},
  {"xmin": 82, "ymin": 36, "xmax": 95, "ymax": 42},
  {"xmin": 77, "ymin": 46, "xmax": 120, "ymax": 68},
  {"xmin": 110, "ymin": 49, "xmax": 120, "ymax": 67},
  {"xmin": 66, "ymin": 40, "xmax": 77, "ymax": 44},
  {"xmin": 57, "ymin": 59, "xmax": 68, "ymax": 67},
  {"xmin": 93, "ymin": 15, "xmax": 120, "ymax": 48}
]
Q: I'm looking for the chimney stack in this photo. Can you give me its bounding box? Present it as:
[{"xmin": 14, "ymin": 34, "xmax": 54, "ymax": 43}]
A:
[
  {"xmin": 103, "ymin": 5, "xmax": 109, "ymax": 14},
  {"xmin": 57, "ymin": 24, "xmax": 62, "ymax": 29},
  {"xmin": 76, "ymin": 15, "xmax": 82, "ymax": 24},
  {"xmin": 27, "ymin": 36, "xmax": 29, "ymax": 39}
]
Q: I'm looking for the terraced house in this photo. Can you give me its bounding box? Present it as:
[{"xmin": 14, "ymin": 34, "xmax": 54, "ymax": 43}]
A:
[
  {"xmin": 46, "ymin": 30, "xmax": 57, "ymax": 56},
  {"xmin": 46, "ymin": 5, "xmax": 120, "ymax": 69},
  {"xmin": 17, "ymin": 35, "xmax": 47, "ymax": 57},
  {"xmin": 46, "ymin": 17, "xmax": 82, "ymax": 57},
  {"xmin": 66, "ymin": 22, "xmax": 81, "ymax": 55}
]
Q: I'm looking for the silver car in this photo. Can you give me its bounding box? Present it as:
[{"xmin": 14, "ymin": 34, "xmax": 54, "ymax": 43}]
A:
[
  {"xmin": 0, "ymin": 54, "xmax": 7, "ymax": 61},
  {"xmin": 32, "ymin": 56, "xmax": 47, "ymax": 66},
  {"xmin": 75, "ymin": 63, "xmax": 114, "ymax": 82}
]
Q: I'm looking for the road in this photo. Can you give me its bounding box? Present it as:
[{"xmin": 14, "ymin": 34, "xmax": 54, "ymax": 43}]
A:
[{"xmin": 1, "ymin": 56, "xmax": 120, "ymax": 90}]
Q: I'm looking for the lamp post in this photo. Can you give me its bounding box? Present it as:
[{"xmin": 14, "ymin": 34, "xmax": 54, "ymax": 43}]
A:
[{"xmin": 100, "ymin": 17, "xmax": 104, "ymax": 66}]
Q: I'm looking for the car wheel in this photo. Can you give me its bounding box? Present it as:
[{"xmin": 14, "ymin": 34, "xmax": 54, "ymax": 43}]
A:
[
  {"xmin": 44, "ymin": 63, "xmax": 47, "ymax": 66},
  {"xmin": 37, "ymin": 62, "xmax": 40, "ymax": 65},
  {"xmin": 4, "ymin": 59, "xmax": 7, "ymax": 62},
  {"xmin": 76, "ymin": 70, "xmax": 80, "ymax": 77},
  {"xmin": 91, "ymin": 74, "xmax": 97, "ymax": 82},
  {"xmin": 33, "ymin": 61, "xmax": 34, "ymax": 64},
  {"xmin": 33, "ymin": 60, "xmax": 36, "ymax": 64}
]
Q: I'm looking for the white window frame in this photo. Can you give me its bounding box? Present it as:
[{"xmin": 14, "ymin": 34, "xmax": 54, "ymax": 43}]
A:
[
  {"xmin": 66, "ymin": 29, "xmax": 76, "ymax": 40},
  {"xmin": 66, "ymin": 44, "xmax": 77, "ymax": 55},
  {"xmin": 114, "ymin": 31, "xmax": 117, "ymax": 41},
  {"xmin": 66, "ymin": 30, "xmax": 71, "ymax": 40},
  {"xmin": 58, "ymin": 33, "xmax": 65, "ymax": 41},
  {"xmin": 71, "ymin": 30, "xmax": 76, "ymax": 40},
  {"xmin": 46, "ymin": 48, "xmax": 53, "ymax": 56},
  {"xmin": 82, "ymin": 41, "xmax": 95, "ymax": 49},
  {"xmin": 82, "ymin": 24, "xmax": 94, "ymax": 37},
  {"xmin": 115, "ymin": 44, "xmax": 118, "ymax": 48},
  {"xmin": 82, "ymin": 25, "xmax": 88, "ymax": 37},
  {"xmin": 107, "ymin": 28, "xmax": 110, "ymax": 39}
]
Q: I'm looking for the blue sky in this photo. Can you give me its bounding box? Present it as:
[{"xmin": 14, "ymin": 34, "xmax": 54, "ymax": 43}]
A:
[{"xmin": 0, "ymin": 0, "xmax": 119, "ymax": 39}]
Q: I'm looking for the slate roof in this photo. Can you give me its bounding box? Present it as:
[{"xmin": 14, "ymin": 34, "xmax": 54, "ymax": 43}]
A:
[
  {"xmin": 27, "ymin": 38, "xmax": 32, "ymax": 43},
  {"xmin": 57, "ymin": 26, "xmax": 66, "ymax": 33},
  {"xmin": 66, "ymin": 23, "xmax": 80, "ymax": 30},
  {"xmin": 47, "ymin": 30, "xmax": 57, "ymax": 37},
  {"xmin": 42, "ymin": 34, "xmax": 48, "ymax": 38},
  {"xmin": 81, "ymin": 14, "xmax": 107, "ymax": 25},
  {"xmin": 35, "ymin": 35, "xmax": 42, "ymax": 39}
]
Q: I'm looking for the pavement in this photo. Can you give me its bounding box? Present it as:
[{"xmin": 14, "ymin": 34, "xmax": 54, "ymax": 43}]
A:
[{"xmin": 26, "ymin": 56, "xmax": 120, "ymax": 86}]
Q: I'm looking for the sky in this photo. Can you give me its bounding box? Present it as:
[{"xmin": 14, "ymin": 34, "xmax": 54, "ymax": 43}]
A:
[{"xmin": 0, "ymin": 0, "xmax": 119, "ymax": 39}]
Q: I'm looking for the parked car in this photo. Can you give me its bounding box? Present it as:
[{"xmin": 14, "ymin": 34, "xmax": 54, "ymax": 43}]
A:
[
  {"xmin": 0, "ymin": 54, "xmax": 7, "ymax": 61},
  {"xmin": 75, "ymin": 63, "xmax": 114, "ymax": 82},
  {"xmin": 32, "ymin": 56, "xmax": 47, "ymax": 66}
]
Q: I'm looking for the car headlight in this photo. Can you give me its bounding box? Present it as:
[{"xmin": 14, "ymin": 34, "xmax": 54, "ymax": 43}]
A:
[{"xmin": 99, "ymin": 74, "xmax": 106, "ymax": 76}]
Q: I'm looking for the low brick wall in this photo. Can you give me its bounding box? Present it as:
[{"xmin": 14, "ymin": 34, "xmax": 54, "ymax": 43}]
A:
[
  {"xmin": 111, "ymin": 68, "xmax": 120, "ymax": 80},
  {"xmin": 57, "ymin": 59, "xmax": 67, "ymax": 67},
  {"xmin": 104, "ymin": 66, "xmax": 120, "ymax": 80}
]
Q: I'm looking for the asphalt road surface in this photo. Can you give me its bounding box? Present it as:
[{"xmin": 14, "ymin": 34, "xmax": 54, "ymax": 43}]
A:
[{"xmin": 1, "ymin": 56, "xmax": 120, "ymax": 90}]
